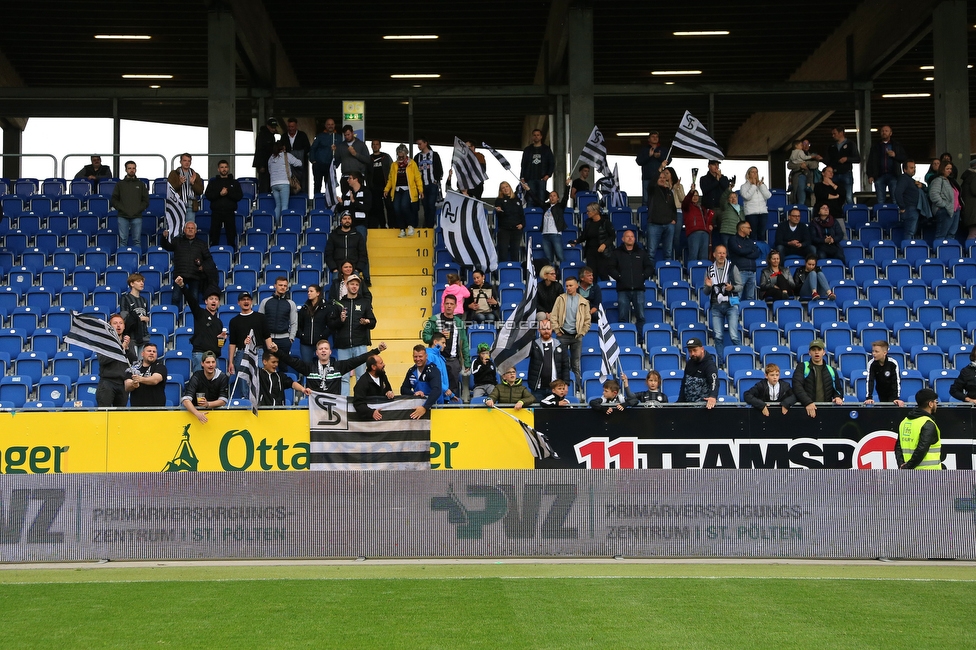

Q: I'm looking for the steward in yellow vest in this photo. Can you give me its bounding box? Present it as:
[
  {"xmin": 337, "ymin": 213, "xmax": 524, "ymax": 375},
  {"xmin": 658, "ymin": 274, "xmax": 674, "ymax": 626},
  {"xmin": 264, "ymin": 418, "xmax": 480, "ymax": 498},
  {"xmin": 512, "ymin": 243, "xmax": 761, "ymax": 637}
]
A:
[{"xmin": 895, "ymin": 388, "xmax": 943, "ymax": 470}]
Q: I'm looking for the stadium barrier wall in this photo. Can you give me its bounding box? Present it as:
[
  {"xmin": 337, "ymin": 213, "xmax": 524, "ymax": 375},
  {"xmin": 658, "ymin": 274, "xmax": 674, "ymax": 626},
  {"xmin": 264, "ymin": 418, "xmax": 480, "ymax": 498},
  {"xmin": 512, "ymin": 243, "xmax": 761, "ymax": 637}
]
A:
[
  {"xmin": 1, "ymin": 406, "xmax": 974, "ymax": 473},
  {"xmin": 1, "ymin": 470, "xmax": 974, "ymax": 561}
]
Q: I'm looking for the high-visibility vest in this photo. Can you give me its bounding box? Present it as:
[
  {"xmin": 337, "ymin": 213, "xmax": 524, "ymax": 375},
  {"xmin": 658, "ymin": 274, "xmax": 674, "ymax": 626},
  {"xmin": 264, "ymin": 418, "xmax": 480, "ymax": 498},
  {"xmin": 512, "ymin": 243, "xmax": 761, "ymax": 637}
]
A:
[{"xmin": 898, "ymin": 415, "xmax": 942, "ymax": 469}]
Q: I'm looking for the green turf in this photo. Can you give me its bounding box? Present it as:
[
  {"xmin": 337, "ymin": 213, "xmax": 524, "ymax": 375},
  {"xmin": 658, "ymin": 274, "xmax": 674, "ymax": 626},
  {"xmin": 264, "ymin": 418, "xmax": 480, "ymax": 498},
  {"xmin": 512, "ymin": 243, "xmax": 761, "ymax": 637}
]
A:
[{"xmin": 1, "ymin": 563, "xmax": 974, "ymax": 649}]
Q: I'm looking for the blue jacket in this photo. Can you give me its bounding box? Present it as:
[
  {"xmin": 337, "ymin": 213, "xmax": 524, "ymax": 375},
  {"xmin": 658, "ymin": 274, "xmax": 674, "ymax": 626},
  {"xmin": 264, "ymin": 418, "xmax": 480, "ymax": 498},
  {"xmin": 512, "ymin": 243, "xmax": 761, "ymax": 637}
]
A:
[
  {"xmin": 400, "ymin": 360, "xmax": 444, "ymax": 410},
  {"xmin": 893, "ymin": 174, "xmax": 919, "ymax": 210}
]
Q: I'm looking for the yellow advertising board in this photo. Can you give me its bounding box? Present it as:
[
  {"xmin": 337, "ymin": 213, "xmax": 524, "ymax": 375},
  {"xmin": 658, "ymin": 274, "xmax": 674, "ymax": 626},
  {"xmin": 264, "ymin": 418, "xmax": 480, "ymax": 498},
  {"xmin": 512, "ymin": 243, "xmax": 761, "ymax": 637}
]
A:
[
  {"xmin": 0, "ymin": 411, "xmax": 108, "ymax": 473},
  {"xmin": 105, "ymin": 410, "xmax": 311, "ymax": 472},
  {"xmin": 0, "ymin": 408, "xmax": 535, "ymax": 473},
  {"xmin": 430, "ymin": 408, "xmax": 535, "ymax": 469}
]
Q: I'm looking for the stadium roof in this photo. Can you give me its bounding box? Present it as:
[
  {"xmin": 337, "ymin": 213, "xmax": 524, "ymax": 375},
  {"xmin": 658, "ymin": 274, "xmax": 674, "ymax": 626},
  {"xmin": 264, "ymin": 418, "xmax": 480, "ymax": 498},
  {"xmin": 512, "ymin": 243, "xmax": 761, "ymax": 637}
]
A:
[{"xmin": 0, "ymin": 0, "xmax": 972, "ymax": 157}]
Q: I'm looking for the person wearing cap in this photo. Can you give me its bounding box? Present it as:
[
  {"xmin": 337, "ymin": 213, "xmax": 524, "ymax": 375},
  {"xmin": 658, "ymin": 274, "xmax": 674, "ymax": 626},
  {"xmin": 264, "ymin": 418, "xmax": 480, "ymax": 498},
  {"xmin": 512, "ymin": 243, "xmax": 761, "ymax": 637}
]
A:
[
  {"xmin": 704, "ymin": 245, "xmax": 743, "ymax": 366},
  {"xmin": 699, "ymin": 160, "xmax": 731, "ymax": 211},
  {"xmin": 253, "ymin": 117, "xmax": 279, "ymax": 193},
  {"xmin": 175, "ymin": 276, "xmax": 225, "ymax": 373},
  {"xmin": 677, "ymin": 338, "xmax": 718, "ymax": 409},
  {"xmin": 528, "ymin": 320, "xmax": 571, "ymax": 402},
  {"xmin": 328, "ymin": 273, "xmax": 377, "ymax": 395},
  {"xmin": 182, "ymin": 351, "xmax": 229, "ymax": 423},
  {"xmin": 896, "ymin": 388, "xmax": 943, "ymax": 469},
  {"xmin": 636, "ymin": 131, "xmax": 666, "ymax": 205},
  {"xmin": 792, "ymin": 339, "xmax": 844, "ymax": 417},
  {"xmin": 325, "ymin": 211, "xmax": 368, "ymax": 280},
  {"xmin": 227, "ymin": 292, "xmax": 275, "ymax": 397},
  {"xmin": 469, "ymin": 342, "xmax": 498, "ymax": 399},
  {"xmin": 608, "ymin": 228, "xmax": 653, "ymax": 333}
]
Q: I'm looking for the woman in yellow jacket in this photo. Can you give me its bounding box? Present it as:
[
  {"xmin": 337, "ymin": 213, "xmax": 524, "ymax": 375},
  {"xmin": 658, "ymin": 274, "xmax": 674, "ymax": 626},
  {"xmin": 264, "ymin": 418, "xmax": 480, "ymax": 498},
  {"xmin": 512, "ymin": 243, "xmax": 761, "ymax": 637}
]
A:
[{"xmin": 384, "ymin": 144, "xmax": 424, "ymax": 237}]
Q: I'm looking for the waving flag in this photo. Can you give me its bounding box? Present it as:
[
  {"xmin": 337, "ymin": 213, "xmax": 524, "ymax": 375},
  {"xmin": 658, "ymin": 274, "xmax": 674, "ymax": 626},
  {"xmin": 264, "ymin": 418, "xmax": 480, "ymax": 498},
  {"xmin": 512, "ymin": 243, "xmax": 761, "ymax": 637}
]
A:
[
  {"xmin": 672, "ymin": 110, "xmax": 724, "ymax": 161},
  {"xmin": 440, "ymin": 190, "xmax": 498, "ymax": 272},
  {"xmin": 491, "ymin": 238, "xmax": 537, "ymax": 370},
  {"xmin": 577, "ymin": 125, "xmax": 609, "ymax": 174},
  {"xmin": 491, "ymin": 406, "xmax": 557, "ymax": 460},
  {"xmin": 596, "ymin": 304, "xmax": 620, "ymax": 380},
  {"xmin": 481, "ymin": 141, "xmax": 512, "ymax": 172},
  {"xmin": 163, "ymin": 184, "xmax": 186, "ymax": 242},
  {"xmin": 235, "ymin": 328, "xmax": 260, "ymax": 415},
  {"xmin": 64, "ymin": 311, "xmax": 129, "ymax": 364},
  {"xmin": 451, "ymin": 137, "xmax": 488, "ymax": 191},
  {"xmin": 321, "ymin": 159, "xmax": 341, "ymax": 211}
]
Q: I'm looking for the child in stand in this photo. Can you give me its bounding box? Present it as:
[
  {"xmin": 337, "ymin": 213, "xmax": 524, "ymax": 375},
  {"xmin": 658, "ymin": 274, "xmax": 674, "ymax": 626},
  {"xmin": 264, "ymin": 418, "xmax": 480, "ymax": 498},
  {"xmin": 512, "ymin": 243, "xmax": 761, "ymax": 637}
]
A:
[
  {"xmin": 743, "ymin": 363, "xmax": 796, "ymax": 416},
  {"xmin": 864, "ymin": 340, "xmax": 905, "ymax": 406},
  {"xmin": 540, "ymin": 378, "xmax": 572, "ymax": 406},
  {"xmin": 440, "ymin": 273, "xmax": 471, "ymax": 315},
  {"xmin": 633, "ymin": 370, "xmax": 668, "ymax": 406},
  {"xmin": 470, "ymin": 343, "xmax": 497, "ymax": 400},
  {"xmin": 589, "ymin": 377, "xmax": 637, "ymax": 414}
]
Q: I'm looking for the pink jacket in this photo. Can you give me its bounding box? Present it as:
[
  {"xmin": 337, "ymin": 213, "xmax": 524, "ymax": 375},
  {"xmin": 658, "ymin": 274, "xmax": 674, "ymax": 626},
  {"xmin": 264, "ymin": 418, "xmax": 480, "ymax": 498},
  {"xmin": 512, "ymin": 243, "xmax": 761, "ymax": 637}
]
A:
[{"xmin": 441, "ymin": 283, "xmax": 471, "ymax": 314}]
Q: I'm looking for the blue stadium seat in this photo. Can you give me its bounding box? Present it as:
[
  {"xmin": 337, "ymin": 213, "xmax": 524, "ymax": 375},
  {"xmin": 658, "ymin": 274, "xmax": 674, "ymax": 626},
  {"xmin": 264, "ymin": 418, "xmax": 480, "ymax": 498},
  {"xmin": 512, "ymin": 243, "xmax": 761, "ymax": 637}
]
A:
[
  {"xmin": 14, "ymin": 351, "xmax": 47, "ymax": 385},
  {"xmin": 932, "ymin": 278, "xmax": 963, "ymax": 306},
  {"xmin": 930, "ymin": 368, "xmax": 958, "ymax": 402},
  {"xmin": 0, "ymin": 376, "xmax": 30, "ymax": 407},
  {"xmin": 164, "ymin": 350, "xmax": 193, "ymax": 380},
  {"xmin": 893, "ymin": 322, "xmax": 926, "ymax": 350},
  {"xmin": 784, "ymin": 322, "xmax": 816, "ymax": 355},
  {"xmin": 878, "ymin": 299, "xmax": 910, "ymax": 328},
  {"xmin": 821, "ymin": 322, "xmax": 853, "ymax": 350},
  {"xmin": 900, "ymin": 240, "xmax": 930, "ymax": 264},
  {"xmin": 910, "ymin": 345, "xmax": 946, "ymax": 378},
  {"xmin": 642, "ymin": 322, "xmax": 673, "ymax": 348},
  {"xmin": 52, "ymin": 350, "xmax": 85, "ymax": 383},
  {"xmin": 760, "ymin": 345, "xmax": 793, "ymax": 371},
  {"xmin": 748, "ymin": 321, "xmax": 781, "ymax": 350},
  {"xmin": 896, "ymin": 279, "xmax": 927, "ymax": 305},
  {"xmin": 835, "ymin": 345, "xmax": 868, "ymax": 381},
  {"xmin": 733, "ymin": 369, "xmax": 764, "ymax": 396},
  {"xmin": 772, "ymin": 300, "xmax": 802, "ymax": 324},
  {"xmin": 724, "ymin": 346, "xmax": 757, "ymax": 376},
  {"xmin": 648, "ymin": 346, "xmax": 682, "ymax": 371},
  {"xmin": 30, "ymin": 328, "xmax": 60, "ymax": 358},
  {"xmin": 931, "ymin": 320, "xmax": 964, "ymax": 353},
  {"xmin": 912, "ymin": 299, "xmax": 946, "ymax": 329},
  {"xmin": 37, "ymin": 375, "xmax": 71, "ymax": 405},
  {"xmin": 915, "ymin": 258, "xmax": 946, "ymax": 283}
]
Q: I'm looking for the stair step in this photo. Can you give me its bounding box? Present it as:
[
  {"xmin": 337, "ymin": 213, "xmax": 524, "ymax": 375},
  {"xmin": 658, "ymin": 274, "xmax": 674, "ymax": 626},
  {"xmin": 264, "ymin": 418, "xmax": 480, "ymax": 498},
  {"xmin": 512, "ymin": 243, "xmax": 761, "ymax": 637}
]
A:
[
  {"xmin": 366, "ymin": 228, "xmax": 435, "ymax": 241},
  {"xmin": 370, "ymin": 257, "xmax": 435, "ymax": 274},
  {"xmin": 369, "ymin": 274, "xmax": 435, "ymax": 288}
]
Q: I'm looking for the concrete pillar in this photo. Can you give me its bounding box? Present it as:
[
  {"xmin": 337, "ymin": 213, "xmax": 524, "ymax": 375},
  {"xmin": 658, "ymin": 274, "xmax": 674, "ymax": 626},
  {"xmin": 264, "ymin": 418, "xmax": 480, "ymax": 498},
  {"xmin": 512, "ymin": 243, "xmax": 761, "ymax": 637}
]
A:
[
  {"xmin": 112, "ymin": 98, "xmax": 121, "ymax": 178},
  {"xmin": 932, "ymin": 0, "xmax": 971, "ymax": 171},
  {"xmin": 208, "ymin": 6, "xmax": 236, "ymax": 177},
  {"xmin": 2, "ymin": 120, "xmax": 22, "ymax": 179},
  {"xmin": 567, "ymin": 3, "xmax": 594, "ymax": 173},
  {"xmin": 553, "ymin": 94, "xmax": 566, "ymax": 190}
]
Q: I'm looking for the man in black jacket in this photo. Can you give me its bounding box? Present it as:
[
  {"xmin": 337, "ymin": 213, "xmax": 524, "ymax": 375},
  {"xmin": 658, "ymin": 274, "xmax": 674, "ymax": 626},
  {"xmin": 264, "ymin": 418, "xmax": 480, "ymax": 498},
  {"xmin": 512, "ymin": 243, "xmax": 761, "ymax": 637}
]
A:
[
  {"xmin": 527, "ymin": 320, "xmax": 571, "ymax": 401},
  {"xmin": 646, "ymin": 174, "xmax": 677, "ymax": 260},
  {"xmin": 96, "ymin": 313, "xmax": 139, "ymax": 407},
  {"xmin": 792, "ymin": 339, "xmax": 844, "ymax": 418},
  {"xmin": 865, "ymin": 125, "xmax": 908, "ymax": 204},
  {"xmin": 325, "ymin": 211, "xmax": 368, "ymax": 277},
  {"xmin": 352, "ymin": 354, "xmax": 395, "ymax": 420},
  {"xmin": 327, "ymin": 275, "xmax": 377, "ymax": 395},
  {"xmin": 182, "ymin": 351, "xmax": 229, "ymax": 424},
  {"xmin": 609, "ymin": 228, "xmax": 653, "ymax": 332},
  {"xmin": 161, "ymin": 221, "xmax": 213, "ymax": 309},
  {"xmin": 204, "ymin": 160, "xmax": 243, "ymax": 250},
  {"xmin": 278, "ymin": 339, "xmax": 385, "ymax": 394},
  {"xmin": 111, "ymin": 161, "xmax": 149, "ymax": 252},
  {"xmin": 677, "ymin": 338, "xmax": 718, "ymax": 408},
  {"xmin": 519, "ymin": 129, "xmax": 554, "ymax": 208},
  {"xmin": 699, "ymin": 160, "xmax": 731, "ymax": 210},
  {"xmin": 775, "ymin": 208, "xmax": 816, "ymax": 259},
  {"xmin": 175, "ymin": 276, "xmax": 225, "ymax": 372},
  {"xmin": 258, "ymin": 351, "xmax": 306, "ymax": 407},
  {"xmin": 253, "ymin": 117, "xmax": 279, "ymax": 193},
  {"xmin": 824, "ymin": 126, "xmax": 860, "ymax": 204},
  {"xmin": 283, "ymin": 118, "xmax": 311, "ymax": 194}
]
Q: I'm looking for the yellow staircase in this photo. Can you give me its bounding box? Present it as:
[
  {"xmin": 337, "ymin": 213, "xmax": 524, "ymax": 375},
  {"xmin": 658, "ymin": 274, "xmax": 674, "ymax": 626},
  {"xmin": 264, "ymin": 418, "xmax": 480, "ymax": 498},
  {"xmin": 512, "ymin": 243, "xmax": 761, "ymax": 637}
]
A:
[{"xmin": 367, "ymin": 229, "xmax": 435, "ymax": 383}]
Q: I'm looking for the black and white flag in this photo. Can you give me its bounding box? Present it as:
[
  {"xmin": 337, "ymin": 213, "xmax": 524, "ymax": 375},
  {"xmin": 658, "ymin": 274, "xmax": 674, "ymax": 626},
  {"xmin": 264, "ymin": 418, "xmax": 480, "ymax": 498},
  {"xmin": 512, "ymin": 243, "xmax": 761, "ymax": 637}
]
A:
[
  {"xmin": 322, "ymin": 159, "xmax": 341, "ymax": 211},
  {"xmin": 163, "ymin": 184, "xmax": 186, "ymax": 242},
  {"xmin": 596, "ymin": 304, "xmax": 620, "ymax": 380},
  {"xmin": 451, "ymin": 137, "xmax": 488, "ymax": 191},
  {"xmin": 481, "ymin": 141, "xmax": 512, "ymax": 172},
  {"xmin": 64, "ymin": 311, "xmax": 129, "ymax": 364},
  {"xmin": 440, "ymin": 190, "xmax": 498, "ymax": 272},
  {"xmin": 236, "ymin": 328, "xmax": 260, "ymax": 415},
  {"xmin": 577, "ymin": 125, "xmax": 609, "ymax": 175},
  {"xmin": 309, "ymin": 394, "xmax": 431, "ymax": 470},
  {"xmin": 672, "ymin": 110, "xmax": 725, "ymax": 161},
  {"xmin": 491, "ymin": 406, "xmax": 557, "ymax": 460},
  {"xmin": 605, "ymin": 163, "xmax": 626, "ymax": 208},
  {"xmin": 491, "ymin": 238, "xmax": 537, "ymax": 370}
]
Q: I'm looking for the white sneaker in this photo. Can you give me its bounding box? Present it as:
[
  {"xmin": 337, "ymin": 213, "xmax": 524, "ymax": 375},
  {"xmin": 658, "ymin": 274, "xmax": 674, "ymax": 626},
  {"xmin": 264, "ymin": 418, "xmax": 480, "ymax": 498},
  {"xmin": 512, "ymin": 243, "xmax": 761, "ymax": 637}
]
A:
[
  {"xmin": 398, "ymin": 229, "xmax": 406, "ymax": 238},
  {"xmin": 406, "ymin": 226, "xmax": 415, "ymax": 236}
]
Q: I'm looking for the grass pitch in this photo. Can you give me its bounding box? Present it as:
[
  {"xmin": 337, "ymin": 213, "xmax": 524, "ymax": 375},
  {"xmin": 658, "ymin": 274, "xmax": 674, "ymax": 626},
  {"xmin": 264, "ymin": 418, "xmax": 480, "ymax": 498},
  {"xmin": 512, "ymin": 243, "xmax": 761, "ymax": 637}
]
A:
[{"xmin": 1, "ymin": 561, "xmax": 974, "ymax": 649}]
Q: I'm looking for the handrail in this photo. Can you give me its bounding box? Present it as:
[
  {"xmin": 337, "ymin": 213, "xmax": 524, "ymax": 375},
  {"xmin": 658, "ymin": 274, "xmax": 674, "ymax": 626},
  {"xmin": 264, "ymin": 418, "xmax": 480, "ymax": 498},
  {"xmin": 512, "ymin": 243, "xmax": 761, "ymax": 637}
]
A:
[
  {"xmin": 168, "ymin": 152, "xmax": 253, "ymax": 171},
  {"xmin": 0, "ymin": 153, "xmax": 59, "ymax": 178},
  {"xmin": 60, "ymin": 153, "xmax": 167, "ymax": 179}
]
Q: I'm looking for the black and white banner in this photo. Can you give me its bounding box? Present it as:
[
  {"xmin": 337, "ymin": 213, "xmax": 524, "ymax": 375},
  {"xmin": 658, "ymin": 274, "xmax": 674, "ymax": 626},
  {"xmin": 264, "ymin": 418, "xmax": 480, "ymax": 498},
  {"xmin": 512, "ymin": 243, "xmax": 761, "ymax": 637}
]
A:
[
  {"xmin": 451, "ymin": 137, "xmax": 488, "ymax": 191},
  {"xmin": 577, "ymin": 125, "xmax": 609, "ymax": 174},
  {"xmin": 309, "ymin": 393, "xmax": 430, "ymax": 470},
  {"xmin": 672, "ymin": 110, "xmax": 724, "ymax": 161},
  {"xmin": 439, "ymin": 190, "xmax": 498, "ymax": 272},
  {"xmin": 596, "ymin": 304, "xmax": 620, "ymax": 380},
  {"xmin": 163, "ymin": 184, "xmax": 187, "ymax": 242},
  {"xmin": 64, "ymin": 311, "xmax": 129, "ymax": 364},
  {"xmin": 491, "ymin": 238, "xmax": 538, "ymax": 371}
]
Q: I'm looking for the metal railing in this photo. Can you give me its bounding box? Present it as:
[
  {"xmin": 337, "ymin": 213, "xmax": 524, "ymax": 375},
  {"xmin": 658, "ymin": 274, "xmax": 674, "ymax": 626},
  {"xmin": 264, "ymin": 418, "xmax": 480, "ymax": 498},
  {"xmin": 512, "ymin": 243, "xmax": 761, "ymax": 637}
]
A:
[
  {"xmin": 60, "ymin": 153, "xmax": 168, "ymax": 179},
  {"xmin": 0, "ymin": 153, "xmax": 59, "ymax": 178}
]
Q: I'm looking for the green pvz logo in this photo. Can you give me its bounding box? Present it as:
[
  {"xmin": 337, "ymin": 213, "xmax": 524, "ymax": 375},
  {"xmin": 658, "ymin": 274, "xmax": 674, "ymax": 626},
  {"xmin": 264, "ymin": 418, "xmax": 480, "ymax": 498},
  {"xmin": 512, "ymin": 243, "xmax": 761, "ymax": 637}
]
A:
[{"xmin": 431, "ymin": 484, "xmax": 577, "ymax": 540}]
